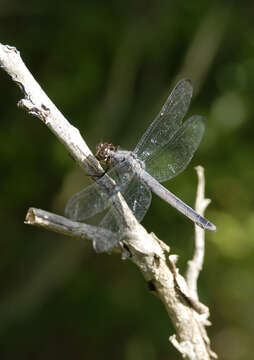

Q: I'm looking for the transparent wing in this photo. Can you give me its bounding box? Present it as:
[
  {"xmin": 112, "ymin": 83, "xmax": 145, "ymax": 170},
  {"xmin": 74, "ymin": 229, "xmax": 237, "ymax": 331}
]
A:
[
  {"xmin": 65, "ymin": 180, "xmax": 109, "ymax": 222},
  {"xmin": 65, "ymin": 162, "xmax": 150, "ymax": 225},
  {"xmin": 134, "ymin": 79, "xmax": 193, "ymax": 162},
  {"xmin": 64, "ymin": 164, "xmax": 131, "ymax": 221},
  {"xmin": 144, "ymin": 116, "xmax": 205, "ymax": 183},
  {"xmin": 99, "ymin": 176, "xmax": 152, "ymax": 232}
]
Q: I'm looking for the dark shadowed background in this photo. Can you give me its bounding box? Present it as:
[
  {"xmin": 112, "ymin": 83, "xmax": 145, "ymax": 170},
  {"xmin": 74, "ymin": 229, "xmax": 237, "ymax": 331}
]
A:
[{"xmin": 1, "ymin": 1, "xmax": 254, "ymax": 359}]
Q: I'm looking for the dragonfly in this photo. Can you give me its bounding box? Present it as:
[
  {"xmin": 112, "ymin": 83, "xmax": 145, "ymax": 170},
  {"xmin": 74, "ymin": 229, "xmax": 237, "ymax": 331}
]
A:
[{"xmin": 65, "ymin": 79, "xmax": 216, "ymax": 250}]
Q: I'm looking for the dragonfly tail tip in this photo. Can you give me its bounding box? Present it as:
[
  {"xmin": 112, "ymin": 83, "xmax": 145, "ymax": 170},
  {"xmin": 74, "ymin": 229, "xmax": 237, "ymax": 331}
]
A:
[{"xmin": 206, "ymin": 222, "xmax": 216, "ymax": 232}]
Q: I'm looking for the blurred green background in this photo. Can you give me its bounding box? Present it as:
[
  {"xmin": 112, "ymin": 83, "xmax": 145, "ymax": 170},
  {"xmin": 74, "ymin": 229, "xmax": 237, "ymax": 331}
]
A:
[{"xmin": 1, "ymin": 1, "xmax": 254, "ymax": 359}]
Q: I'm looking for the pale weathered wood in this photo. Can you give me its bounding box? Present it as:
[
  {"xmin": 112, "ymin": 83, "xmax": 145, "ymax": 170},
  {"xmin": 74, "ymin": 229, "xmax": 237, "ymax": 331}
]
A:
[{"xmin": 0, "ymin": 43, "xmax": 217, "ymax": 359}]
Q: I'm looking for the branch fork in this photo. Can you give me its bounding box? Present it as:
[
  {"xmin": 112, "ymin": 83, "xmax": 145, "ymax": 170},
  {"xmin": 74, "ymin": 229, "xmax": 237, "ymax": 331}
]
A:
[{"xmin": 0, "ymin": 43, "xmax": 217, "ymax": 359}]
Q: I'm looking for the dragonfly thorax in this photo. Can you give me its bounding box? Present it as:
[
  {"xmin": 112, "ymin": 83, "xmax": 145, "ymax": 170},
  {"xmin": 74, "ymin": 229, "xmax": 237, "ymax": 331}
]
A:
[
  {"xmin": 96, "ymin": 142, "xmax": 145, "ymax": 173},
  {"xmin": 110, "ymin": 150, "xmax": 146, "ymax": 175}
]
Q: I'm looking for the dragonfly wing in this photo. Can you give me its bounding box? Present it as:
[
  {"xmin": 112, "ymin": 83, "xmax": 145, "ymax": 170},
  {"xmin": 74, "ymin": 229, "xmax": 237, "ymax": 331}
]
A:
[
  {"xmin": 65, "ymin": 164, "xmax": 140, "ymax": 223},
  {"xmin": 99, "ymin": 176, "xmax": 152, "ymax": 232},
  {"xmin": 65, "ymin": 181, "xmax": 109, "ymax": 221},
  {"xmin": 134, "ymin": 79, "xmax": 193, "ymax": 162},
  {"xmin": 123, "ymin": 176, "xmax": 152, "ymax": 222},
  {"xmin": 144, "ymin": 115, "xmax": 205, "ymax": 182}
]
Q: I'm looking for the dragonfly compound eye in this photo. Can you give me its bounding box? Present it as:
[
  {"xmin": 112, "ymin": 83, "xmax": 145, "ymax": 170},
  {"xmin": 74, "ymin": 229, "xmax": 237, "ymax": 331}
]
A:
[{"xmin": 95, "ymin": 142, "xmax": 116, "ymax": 162}]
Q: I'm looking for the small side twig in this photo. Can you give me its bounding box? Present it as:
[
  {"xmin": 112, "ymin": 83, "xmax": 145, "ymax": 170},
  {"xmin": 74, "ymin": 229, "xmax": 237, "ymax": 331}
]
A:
[
  {"xmin": 186, "ymin": 166, "xmax": 212, "ymax": 300},
  {"xmin": 25, "ymin": 208, "xmax": 121, "ymax": 251}
]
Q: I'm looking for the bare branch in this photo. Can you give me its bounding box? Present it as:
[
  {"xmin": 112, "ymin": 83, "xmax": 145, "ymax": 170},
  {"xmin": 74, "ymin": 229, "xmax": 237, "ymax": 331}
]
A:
[
  {"xmin": 186, "ymin": 166, "xmax": 212, "ymax": 300},
  {"xmin": 25, "ymin": 208, "xmax": 121, "ymax": 251},
  {"xmin": 25, "ymin": 207, "xmax": 216, "ymax": 359},
  {"xmin": 0, "ymin": 45, "xmax": 97, "ymax": 175},
  {"xmin": 1, "ymin": 43, "xmax": 217, "ymax": 359}
]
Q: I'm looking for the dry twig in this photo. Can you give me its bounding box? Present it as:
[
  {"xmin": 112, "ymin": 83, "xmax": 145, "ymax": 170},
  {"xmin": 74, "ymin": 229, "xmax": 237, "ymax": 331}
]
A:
[
  {"xmin": 186, "ymin": 166, "xmax": 212, "ymax": 300},
  {"xmin": 0, "ymin": 43, "xmax": 217, "ymax": 359}
]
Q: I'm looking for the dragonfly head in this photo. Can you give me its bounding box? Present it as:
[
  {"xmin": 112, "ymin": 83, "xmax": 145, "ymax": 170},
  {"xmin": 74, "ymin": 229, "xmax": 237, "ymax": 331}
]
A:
[{"xmin": 95, "ymin": 142, "xmax": 117, "ymax": 164}]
